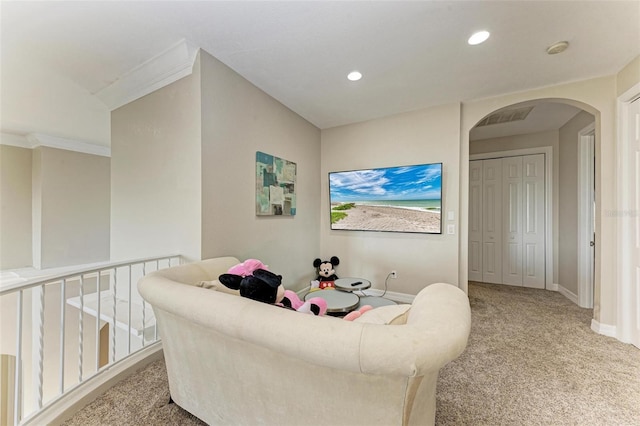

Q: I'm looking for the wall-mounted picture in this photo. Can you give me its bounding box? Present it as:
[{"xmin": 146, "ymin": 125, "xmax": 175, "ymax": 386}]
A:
[
  {"xmin": 256, "ymin": 151, "xmax": 297, "ymax": 216},
  {"xmin": 329, "ymin": 163, "xmax": 442, "ymax": 233}
]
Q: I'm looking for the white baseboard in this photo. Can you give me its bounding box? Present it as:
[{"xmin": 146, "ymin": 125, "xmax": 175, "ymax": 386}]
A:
[
  {"xmin": 25, "ymin": 343, "xmax": 164, "ymax": 426},
  {"xmin": 557, "ymin": 285, "xmax": 579, "ymax": 305},
  {"xmin": 362, "ymin": 288, "xmax": 415, "ymax": 304},
  {"xmin": 591, "ymin": 319, "xmax": 617, "ymax": 338},
  {"xmin": 547, "ymin": 282, "xmax": 559, "ymax": 291}
]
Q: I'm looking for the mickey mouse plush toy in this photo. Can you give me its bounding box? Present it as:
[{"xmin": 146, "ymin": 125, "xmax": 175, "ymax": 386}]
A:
[{"xmin": 310, "ymin": 256, "xmax": 340, "ymax": 291}]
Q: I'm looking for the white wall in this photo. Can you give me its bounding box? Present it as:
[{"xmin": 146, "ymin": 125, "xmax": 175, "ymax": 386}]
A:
[
  {"xmin": 199, "ymin": 51, "xmax": 321, "ymax": 289},
  {"xmin": 0, "ymin": 144, "xmax": 32, "ymax": 269},
  {"xmin": 320, "ymin": 103, "xmax": 461, "ymax": 295},
  {"xmin": 110, "ymin": 50, "xmax": 321, "ymax": 290},
  {"xmin": 33, "ymin": 147, "xmax": 110, "ymax": 269},
  {"xmin": 558, "ymin": 111, "xmax": 595, "ymax": 296},
  {"xmin": 616, "ymin": 55, "xmax": 640, "ymax": 97},
  {"xmin": 0, "ymin": 54, "xmax": 110, "ymax": 146},
  {"xmin": 110, "ymin": 56, "xmax": 203, "ymax": 262}
]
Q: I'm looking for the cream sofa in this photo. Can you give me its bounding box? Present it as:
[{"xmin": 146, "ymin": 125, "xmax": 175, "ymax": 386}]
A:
[{"xmin": 138, "ymin": 257, "xmax": 471, "ymax": 426}]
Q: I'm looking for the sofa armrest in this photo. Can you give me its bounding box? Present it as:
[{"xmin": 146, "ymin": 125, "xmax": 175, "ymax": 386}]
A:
[{"xmin": 358, "ymin": 283, "xmax": 471, "ymax": 376}]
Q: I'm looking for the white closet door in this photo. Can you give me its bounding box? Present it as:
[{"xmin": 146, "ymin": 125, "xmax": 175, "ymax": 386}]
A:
[
  {"xmin": 468, "ymin": 161, "xmax": 483, "ymax": 281},
  {"xmin": 502, "ymin": 156, "xmax": 523, "ymax": 286},
  {"xmin": 522, "ymin": 154, "xmax": 546, "ymax": 289},
  {"xmin": 482, "ymin": 159, "xmax": 503, "ymax": 284}
]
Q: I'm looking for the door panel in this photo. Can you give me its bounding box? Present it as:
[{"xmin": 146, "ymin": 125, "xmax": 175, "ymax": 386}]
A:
[
  {"xmin": 522, "ymin": 154, "xmax": 545, "ymax": 289},
  {"xmin": 502, "ymin": 156, "xmax": 523, "ymax": 285},
  {"xmin": 468, "ymin": 161, "xmax": 483, "ymax": 281},
  {"xmin": 482, "ymin": 159, "xmax": 502, "ymax": 284},
  {"xmin": 470, "ymin": 154, "xmax": 546, "ymax": 289}
]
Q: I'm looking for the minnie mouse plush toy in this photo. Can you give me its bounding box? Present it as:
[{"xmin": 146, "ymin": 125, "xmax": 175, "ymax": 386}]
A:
[{"xmin": 219, "ymin": 264, "xmax": 327, "ymax": 316}]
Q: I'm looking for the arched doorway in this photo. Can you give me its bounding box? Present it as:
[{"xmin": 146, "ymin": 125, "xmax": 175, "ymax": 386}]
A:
[{"xmin": 464, "ymin": 98, "xmax": 597, "ymax": 307}]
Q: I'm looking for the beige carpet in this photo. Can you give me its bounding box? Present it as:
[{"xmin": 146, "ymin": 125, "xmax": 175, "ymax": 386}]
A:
[{"xmin": 64, "ymin": 282, "xmax": 640, "ymax": 425}]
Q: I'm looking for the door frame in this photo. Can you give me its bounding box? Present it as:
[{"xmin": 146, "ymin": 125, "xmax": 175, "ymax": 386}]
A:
[
  {"xmin": 470, "ymin": 146, "xmax": 553, "ymax": 289},
  {"xmin": 616, "ymin": 81, "xmax": 640, "ymax": 347},
  {"xmin": 577, "ymin": 122, "xmax": 595, "ymax": 308}
]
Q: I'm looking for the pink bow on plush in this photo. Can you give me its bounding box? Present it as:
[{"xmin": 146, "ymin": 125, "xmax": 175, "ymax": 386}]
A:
[{"xmin": 227, "ymin": 259, "xmax": 269, "ymax": 277}]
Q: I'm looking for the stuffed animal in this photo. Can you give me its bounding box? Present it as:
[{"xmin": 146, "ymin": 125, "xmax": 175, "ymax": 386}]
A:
[
  {"xmin": 219, "ymin": 266, "xmax": 327, "ymax": 316},
  {"xmin": 227, "ymin": 258, "xmax": 269, "ymax": 277},
  {"xmin": 343, "ymin": 305, "xmax": 374, "ymax": 321},
  {"xmin": 310, "ymin": 256, "xmax": 340, "ymax": 291}
]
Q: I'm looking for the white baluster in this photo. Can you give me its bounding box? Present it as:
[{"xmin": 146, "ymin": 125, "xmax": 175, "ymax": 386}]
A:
[
  {"xmin": 141, "ymin": 263, "xmax": 146, "ymax": 347},
  {"xmin": 14, "ymin": 290, "xmax": 23, "ymax": 426},
  {"xmin": 78, "ymin": 276, "xmax": 84, "ymax": 383},
  {"xmin": 59, "ymin": 279, "xmax": 66, "ymax": 394},
  {"xmin": 127, "ymin": 265, "xmax": 132, "ymax": 355},
  {"xmin": 31, "ymin": 284, "xmax": 45, "ymax": 410},
  {"xmin": 95, "ymin": 272, "xmax": 101, "ymax": 372},
  {"xmin": 111, "ymin": 268, "xmax": 117, "ymax": 363}
]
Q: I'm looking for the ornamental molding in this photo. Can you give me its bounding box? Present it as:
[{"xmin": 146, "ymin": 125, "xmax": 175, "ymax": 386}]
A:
[{"xmin": 95, "ymin": 39, "xmax": 199, "ymax": 111}]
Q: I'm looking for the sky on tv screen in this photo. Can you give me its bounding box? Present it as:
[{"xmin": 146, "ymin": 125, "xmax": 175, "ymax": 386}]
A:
[{"xmin": 329, "ymin": 163, "xmax": 442, "ymax": 203}]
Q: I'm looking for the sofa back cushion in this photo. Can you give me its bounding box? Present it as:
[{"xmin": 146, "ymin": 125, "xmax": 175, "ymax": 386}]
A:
[
  {"xmin": 153, "ymin": 256, "xmax": 240, "ymax": 286},
  {"xmin": 196, "ymin": 279, "xmax": 241, "ymax": 296}
]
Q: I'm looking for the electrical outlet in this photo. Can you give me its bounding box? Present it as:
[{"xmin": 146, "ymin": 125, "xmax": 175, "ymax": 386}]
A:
[{"xmin": 391, "ymin": 270, "xmax": 397, "ymax": 279}]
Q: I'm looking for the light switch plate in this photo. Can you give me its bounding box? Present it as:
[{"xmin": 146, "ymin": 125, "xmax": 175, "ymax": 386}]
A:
[{"xmin": 447, "ymin": 224, "xmax": 455, "ymax": 235}]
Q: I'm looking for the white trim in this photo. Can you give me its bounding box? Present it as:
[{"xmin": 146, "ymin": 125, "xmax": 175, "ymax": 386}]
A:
[
  {"xmin": 22, "ymin": 343, "xmax": 163, "ymax": 426},
  {"xmin": 577, "ymin": 122, "xmax": 595, "ymax": 308},
  {"xmin": 558, "ymin": 284, "xmax": 579, "ymax": 305},
  {"xmin": 0, "ymin": 133, "xmax": 31, "ymax": 149},
  {"xmin": 95, "ymin": 39, "xmax": 199, "ymax": 111},
  {"xmin": 615, "ymin": 81, "xmax": 640, "ymax": 347},
  {"xmin": 591, "ymin": 319, "xmax": 617, "ymax": 338},
  {"xmin": 1, "ymin": 132, "xmax": 110, "ymax": 157},
  {"xmin": 363, "ymin": 288, "xmax": 415, "ymax": 304},
  {"xmin": 547, "ymin": 282, "xmax": 559, "ymax": 291},
  {"xmin": 470, "ymin": 146, "xmax": 554, "ymax": 290},
  {"xmin": 26, "ymin": 133, "xmax": 110, "ymax": 157}
]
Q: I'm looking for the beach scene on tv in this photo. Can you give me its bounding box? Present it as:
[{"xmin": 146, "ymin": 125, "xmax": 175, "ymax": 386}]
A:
[{"xmin": 329, "ymin": 163, "xmax": 442, "ymax": 234}]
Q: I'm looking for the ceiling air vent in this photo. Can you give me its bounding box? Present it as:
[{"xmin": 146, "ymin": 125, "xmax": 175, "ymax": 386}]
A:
[{"xmin": 476, "ymin": 106, "xmax": 534, "ymax": 127}]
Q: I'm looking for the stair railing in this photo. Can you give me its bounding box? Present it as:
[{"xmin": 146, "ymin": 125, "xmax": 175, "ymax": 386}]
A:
[{"xmin": 0, "ymin": 254, "xmax": 182, "ymax": 425}]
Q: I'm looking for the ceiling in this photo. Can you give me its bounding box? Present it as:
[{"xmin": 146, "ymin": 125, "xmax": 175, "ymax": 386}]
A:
[{"xmin": 2, "ymin": 1, "xmax": 639, "ymax": 137}]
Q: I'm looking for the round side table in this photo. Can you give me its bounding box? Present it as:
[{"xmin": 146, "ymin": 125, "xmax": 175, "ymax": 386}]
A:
[
  {"xmin": 334, "ymin": 277, "xmax": 371, "ymax": 292},
  {"xmin": 304, "ymin": 290, "xmax": 359, "ymax": 314}
]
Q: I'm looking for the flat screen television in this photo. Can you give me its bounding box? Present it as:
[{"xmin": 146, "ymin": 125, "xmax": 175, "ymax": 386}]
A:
[{"xmin": 329, "ymin": 163, "xmax": 442, "ymax": 234}]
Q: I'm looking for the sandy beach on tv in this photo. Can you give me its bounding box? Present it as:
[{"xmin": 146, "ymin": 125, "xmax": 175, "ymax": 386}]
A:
[{"xmin": 331, "ymin": 204, "xmax": 441, "ymax": 233}]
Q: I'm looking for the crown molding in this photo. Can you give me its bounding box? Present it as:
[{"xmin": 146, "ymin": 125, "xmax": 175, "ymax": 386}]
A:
[
  {"xmin": 95, "ymin": 39, "xmax": 199, "ymax": 111},
  {"xmin": 1, "ymin": 132, "xmax": 110, "ymax": 156},
  {"xmin": 26, "ymin": 133, "xmax": 111, "ymax": 157},
  {"xmin": 0, "ymin": 133, "xmax": 31, "ymax": 149}
]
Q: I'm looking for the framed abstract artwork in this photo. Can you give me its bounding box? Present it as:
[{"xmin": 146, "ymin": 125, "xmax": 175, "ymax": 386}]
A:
[{"xmin": 256, "ymin": 151, "xmax": 297, "ymax": 216}]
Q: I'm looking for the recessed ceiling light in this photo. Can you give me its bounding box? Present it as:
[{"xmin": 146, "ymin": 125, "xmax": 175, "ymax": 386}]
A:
[
  {"xmin": 546, "ymin": 41, "xmax": 569, "ymax": 55},
  {"xmin": 347, "ymin": 71, "xmax": 362, "ymax": 81},
  {"xmin": 468, "ymin": 30, "xmax": 490, "ymax": 45}
]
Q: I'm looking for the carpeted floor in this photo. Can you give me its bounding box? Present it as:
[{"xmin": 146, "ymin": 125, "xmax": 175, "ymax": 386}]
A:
[{"xmin": 64, "ymin": 282, "xmax": 640, "ymax": 425}]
